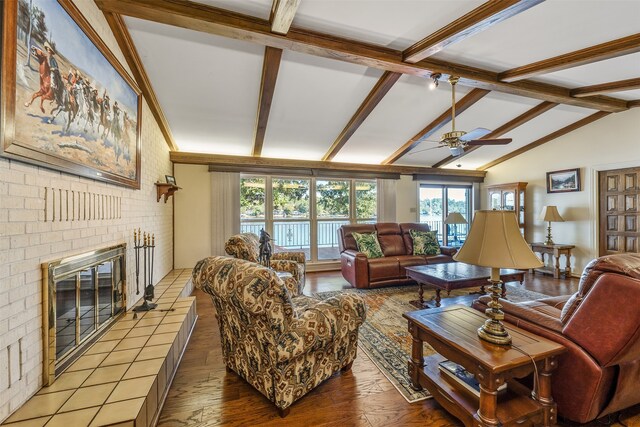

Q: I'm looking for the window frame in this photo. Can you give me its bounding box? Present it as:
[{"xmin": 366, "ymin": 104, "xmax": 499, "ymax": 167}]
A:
[{"xmin": 240, "ymin": 175, "xmax": 377, "ymax": 263}]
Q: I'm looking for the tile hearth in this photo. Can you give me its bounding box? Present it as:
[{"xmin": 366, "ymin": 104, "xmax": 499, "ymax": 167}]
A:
[{"xmin": 2, "ymin": 270, "xmax": 196, "ymax": 427}]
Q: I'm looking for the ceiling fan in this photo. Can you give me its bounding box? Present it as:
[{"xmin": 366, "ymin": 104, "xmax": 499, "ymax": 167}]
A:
[{"xmin": 412, "ymin": 76, "xmax": 512, "ymax": 156}]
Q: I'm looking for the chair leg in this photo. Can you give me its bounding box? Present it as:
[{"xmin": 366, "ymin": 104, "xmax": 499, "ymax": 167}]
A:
[
  {"xmin": 341, "ymin": 361, "xmax": 353, "ymax": 372},
  {"xmin": 277, "ymin": 407, "xmax": 290, "ymax": 418}
]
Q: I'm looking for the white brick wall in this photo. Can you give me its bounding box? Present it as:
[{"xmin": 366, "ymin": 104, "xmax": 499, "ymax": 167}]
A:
[{"xmin": 0, "ymin": 0, "xmax": 174, "ymax": 421}]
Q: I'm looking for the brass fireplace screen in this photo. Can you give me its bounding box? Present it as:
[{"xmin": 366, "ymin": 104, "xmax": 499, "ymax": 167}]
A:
[{"xmin": 42, "ymin": 244, "xmax": 126, "ymax": 385}]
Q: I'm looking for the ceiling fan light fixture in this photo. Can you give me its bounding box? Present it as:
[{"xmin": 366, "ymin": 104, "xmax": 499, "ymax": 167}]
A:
[
  {"xmin": 428, "ymin": 72, "xmax": 441, "ymax": 90},
  {"xmin": 450, "ymin": 146, "xmax": 464, "ymax": 156}
]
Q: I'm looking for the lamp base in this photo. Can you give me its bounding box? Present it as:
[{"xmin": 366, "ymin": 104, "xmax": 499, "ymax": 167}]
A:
[
  {"xmin": 544, "ymin": 223, "xmax": 554, "ymax": 246},
  {"xmin": 477, "ymin": 278, "xmax": 512, "ymax": 346},
  {"xmin": 478, "ymin": 319, "xmax": 512, "ymax": 345}
]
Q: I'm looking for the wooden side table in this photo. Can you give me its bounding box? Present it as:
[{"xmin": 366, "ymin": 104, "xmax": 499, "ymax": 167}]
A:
[
  {"xmin": 529, "ymin": 243, "xmax": 575, "ymax": 279},
  {"xmin": 404, "ymin": 305, "xmax": 565, "ymax": 427}
]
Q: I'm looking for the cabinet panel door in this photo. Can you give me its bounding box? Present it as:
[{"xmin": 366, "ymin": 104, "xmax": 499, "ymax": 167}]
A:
[
  {"xmin": 490, "ymin": 192, "xmax": 502, "ymax": 210},
  {"xmin": 503, "ymin": 191, "xmax": 515, "ymax": 211}
]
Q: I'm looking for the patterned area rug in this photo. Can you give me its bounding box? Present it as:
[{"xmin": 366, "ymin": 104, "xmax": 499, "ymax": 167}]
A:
[{"xmin": 314, "ymin": 283, "xmax": 550, "ymax": 403}]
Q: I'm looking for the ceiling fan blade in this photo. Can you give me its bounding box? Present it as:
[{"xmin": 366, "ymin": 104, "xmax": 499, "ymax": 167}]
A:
[
  {"xmin": 408, "ymin": 145, "xmax": 446, "ymax": 155},
  {"xmin": 466, "ymin": 138, "xmax": 512, "ymax": 146},
  {"xmin": 460, "ymin": 127, "xmax": 491, "ymax": 141}
]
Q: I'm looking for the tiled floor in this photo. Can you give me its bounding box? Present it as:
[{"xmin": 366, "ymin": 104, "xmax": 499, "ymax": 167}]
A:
[{"xmin": 2, "ymin": 270, "xmax": 196, "ymax": 427}]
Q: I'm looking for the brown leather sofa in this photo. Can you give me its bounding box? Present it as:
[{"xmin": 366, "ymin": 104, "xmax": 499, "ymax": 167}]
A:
[
  {"xmin": 472, "ymin": 253, "xmax": 640, "ymax": 424},
  {"xmin": 338, "ymin": 222, "xmax": 456, "ymax": 288}
]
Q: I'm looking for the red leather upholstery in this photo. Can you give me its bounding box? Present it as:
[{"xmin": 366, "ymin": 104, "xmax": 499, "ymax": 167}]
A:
[
  {"xmin": 472, "ymin": 253, "xmax": 640, "ymax": 424},
  {"xmin": 338, "ymin": 223, "xmax": 457, "ymax": 288}
]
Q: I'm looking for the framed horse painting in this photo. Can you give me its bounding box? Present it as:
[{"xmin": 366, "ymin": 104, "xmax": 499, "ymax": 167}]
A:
[{"xmin": 1, "ymin": 0, "xmax": 142, "ymax": 188}]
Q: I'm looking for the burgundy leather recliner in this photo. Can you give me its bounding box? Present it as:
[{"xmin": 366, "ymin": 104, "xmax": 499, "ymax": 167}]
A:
[
  {"xmin": 338, "ymin": 222, "xmax": 457, "ymax": 288},
  {"xmin": 472, "ymin": 253, "xmax": 640, "ymax": 424}
]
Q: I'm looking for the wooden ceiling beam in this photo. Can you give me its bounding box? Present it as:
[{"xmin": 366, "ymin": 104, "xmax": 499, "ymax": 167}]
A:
[
  {"xmin": 170, "ymin": 151, "xmax": 488, "ymax": 178},
  {"xmin": 322, "ymin": 71, "xmax": 402, "ymax": 161},
  {"xmin": 628, "ymin": 100, "xmax": 640, "ymax": 108},
  {"xmin": 270, "ymin": 0, "xmax": 301, "ymax": 35},
  {"xmin": 432, "ymin": 100, "xmax": 558, "ymax": 167},
  {"xmin": 102, "ymin": 12, "xmax": 178, "ymax": 151},
  {"xmin": 478, "ymin": 111, "xmax": 611, "ymax": 170},
  {"xmin": 499, "ymin": 33, "xmax": 640, "ymax": 83},
  {"xmin": 403, "ymin": 0, "xmax": 543, "ymax": 63},
  {"xmin": 252, "ymin": 47, "xmax": 283, "ymax": 157},
  {"xmin": 570, "ymin": 77, "xmax": 640, "ymax": 98},
  {"xmin": 382, "ymin": 89, "xmax": 490, "ymax": 165},
  {"xmin": 94, "ymin": 0, "xmax": 628, "ymax": 113}
]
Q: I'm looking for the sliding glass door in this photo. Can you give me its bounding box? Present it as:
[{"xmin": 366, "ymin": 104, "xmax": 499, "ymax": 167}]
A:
[{"xmin": 419, "ymin": 184, "xmax": 471, "ymax": 247}]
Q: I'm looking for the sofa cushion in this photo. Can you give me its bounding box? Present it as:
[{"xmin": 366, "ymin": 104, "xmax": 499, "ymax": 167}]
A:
[
  {"xmin": 352, "ymin": 232, "xmax": 384, "ymax": 259},
  {"xmin": 397, "ymin": 255, "xmax": 427, "ymax": 275},
  {"xmin": 425, "ymin": 254, "xmax": 455, "ymax": 265},
  {"xmin": 400, "ymin": 223, "xmax": 431, "ymax": 255},
  {"xmin": 561, "ymin": 253, "xmax": 640, "ymax": 323},
  {"xmin": 410, "ymin": 230, "xmax": 441, "ymax": 256},
  {"xmin": 340, "ymin": 224, "xmax": 376, "ymax": 252},
  {"xmin": 376, "ymin": 223, "xmax": 406, "ymax": 256},
  {"xmin": 368, "ymin": 257, "xmax": 400, "ymax": 282}
]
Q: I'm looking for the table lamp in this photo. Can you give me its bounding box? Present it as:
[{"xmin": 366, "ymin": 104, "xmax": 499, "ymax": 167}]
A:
[
  {"xmin": 539, "ymin": 206, "xmax": 564, "ymax": 246},
  {"xmin": 444, "ymin": 212, "xmax": 467, "ymax": 246},
  {"xmin": 454, "ymin": 210, "xmax": 543, "ymax": 345}
]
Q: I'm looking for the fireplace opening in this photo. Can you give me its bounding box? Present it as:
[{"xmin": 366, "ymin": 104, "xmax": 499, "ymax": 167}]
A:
[{"xmin": 43, "ymin": 244, "xmax": 126, "ymax": 385}]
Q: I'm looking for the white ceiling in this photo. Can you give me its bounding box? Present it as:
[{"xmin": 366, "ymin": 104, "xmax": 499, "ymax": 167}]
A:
[{"xmin": 122, "ymin": 0, "xmax": 640, "ymax": 170}]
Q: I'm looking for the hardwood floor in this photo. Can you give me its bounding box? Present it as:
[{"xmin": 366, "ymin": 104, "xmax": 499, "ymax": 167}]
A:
[{"xmin": 159, "ymin": 270, "xmax": 639, "ymax": 427}]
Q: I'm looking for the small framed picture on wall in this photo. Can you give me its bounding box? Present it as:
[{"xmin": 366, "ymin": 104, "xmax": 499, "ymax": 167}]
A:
[{"xmin": 546, "ymin": 168, "xmax": 580, "ymax": 193}]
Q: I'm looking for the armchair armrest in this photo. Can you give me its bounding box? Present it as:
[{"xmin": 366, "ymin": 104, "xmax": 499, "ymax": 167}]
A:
[
  {"xmin": 272, "ymin": 251, "xmax": 306, "ymax": 264},
  {"xmin": 270, "ymin": 259, "xmax": 304, "ymax": 286},
  {"xmin": 440, "ymin": 246, "xmax": 458, "ymax": 257},
  {"xmin": 276, "ymin": 294, "xmax": 366, "ymax": 363}
]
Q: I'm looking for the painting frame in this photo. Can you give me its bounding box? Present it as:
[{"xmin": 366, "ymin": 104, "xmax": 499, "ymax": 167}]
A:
[
  {"xmin": 546, "ymin": 168, "xmax": 581, "ymax": 193},
  {"xmin": 1, "ymin": 0, "xmax": 142, "ymax": 189}
]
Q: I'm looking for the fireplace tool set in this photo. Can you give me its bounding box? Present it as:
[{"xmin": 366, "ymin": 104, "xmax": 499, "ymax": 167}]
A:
[{"xmin": 133, "ymin": 228, "xmax": 157, "ymax": 312}]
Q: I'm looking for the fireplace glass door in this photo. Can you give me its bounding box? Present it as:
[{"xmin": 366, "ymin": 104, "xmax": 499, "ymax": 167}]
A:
[{"xmin": 44, "ymin": 244, "xmax": 126, "ymax": 385}]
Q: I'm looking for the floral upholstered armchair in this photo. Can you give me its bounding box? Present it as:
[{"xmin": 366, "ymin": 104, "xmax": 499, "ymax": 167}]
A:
[
  {"xmin": 225, "ymin": 232, "xmax": 306, "ymax": 293},
  {"xmin": 192, "ymin": 256, "xmax": 366, "ymax": 417}
]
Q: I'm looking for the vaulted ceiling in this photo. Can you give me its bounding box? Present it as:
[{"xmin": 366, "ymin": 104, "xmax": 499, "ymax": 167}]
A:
[{"xmin": 97, "ymin": 0, "xmax": 640, "ymax": 172}]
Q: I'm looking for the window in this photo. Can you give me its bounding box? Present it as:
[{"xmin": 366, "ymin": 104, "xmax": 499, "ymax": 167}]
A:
[
  {"xmin": 240, "ymin": 176, "xmax": 377, "ymax": 263},
  {"xmin": 419, "ymin": 184, "xmax": 471, "ymax": 248}
]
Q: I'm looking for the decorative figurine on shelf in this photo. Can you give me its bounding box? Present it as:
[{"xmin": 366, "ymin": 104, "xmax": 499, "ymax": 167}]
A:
[
  {"xmin": 258, "ymin": 228, "xmax": 272, "ymax": 268},
  {"xmin": 133, "ymin": 229, "xmax": 157, "ymax": 313}
]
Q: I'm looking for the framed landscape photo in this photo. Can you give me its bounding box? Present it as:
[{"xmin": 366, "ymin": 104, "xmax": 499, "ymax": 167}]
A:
[
  {"xmin": 1, "ymin": 0, "xmax": 142, "ymax": 189},
  {"xmin": 547, "ymin": 168, "xmax": 581, "ymax": 193}
]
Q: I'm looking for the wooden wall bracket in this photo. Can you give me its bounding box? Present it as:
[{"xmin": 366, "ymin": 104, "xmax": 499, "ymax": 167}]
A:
[{"xmin": 155, "ymin": 182, "xmax": 180, "ymax": 203}]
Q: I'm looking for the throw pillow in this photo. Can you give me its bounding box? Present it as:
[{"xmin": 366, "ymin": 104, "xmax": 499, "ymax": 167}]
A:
[
  {"xmin": 410, "ymin": 230, "xmax": 441, "ymax": 256},
  {"xmin": 352, "ymin": 232, "xmax": 384, "ymax": 258}
]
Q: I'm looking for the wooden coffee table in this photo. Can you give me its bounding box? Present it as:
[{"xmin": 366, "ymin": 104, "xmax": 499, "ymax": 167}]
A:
[
  {"xmin": 405, "ymin": 263, "xmax": 525, "ymax": 309},
  {"xmin": 403, "ymin": 305, "xmax": 566, "ymax": 427}
]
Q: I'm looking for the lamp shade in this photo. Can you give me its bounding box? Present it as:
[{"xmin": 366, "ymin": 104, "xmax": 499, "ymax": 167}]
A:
[
  {"xmin": 454, "ymin": 210, "xmax": 543, "ymax": 269},
  {"xmin": 539, "ymin": 205, "xmax": 564, "ymax": 222},
  {"xmin": 444, "ymin": 212, "xmax": 468, "ymax": 225}
]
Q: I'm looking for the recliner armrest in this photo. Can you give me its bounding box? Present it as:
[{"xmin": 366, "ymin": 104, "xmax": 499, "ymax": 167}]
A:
[
  {"xmin": 440, "ymin": 246, "xmax": 458, "ymax": 256},
  {"xmin": 473, "ymin": 296, "xmax": 564, "ymax": 333}
]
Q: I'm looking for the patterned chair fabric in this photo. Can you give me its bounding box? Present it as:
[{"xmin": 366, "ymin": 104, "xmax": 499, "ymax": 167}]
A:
[
  {"xmin": 225, "ymin": 233, "xmax": 306, "ymax": 294},
  {"xmin": 192, "ymin": 256, "xmax": 366, "ymax": 414}
]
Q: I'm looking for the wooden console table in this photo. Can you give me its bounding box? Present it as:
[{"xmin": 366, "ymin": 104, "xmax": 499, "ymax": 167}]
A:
[
  {"xmin": 404, "ymin": 305, "xmax": 565, "ymax": 427},
  {"xmin": 530, "ymin": 243, "xmax": 575, "ymax": 279}
]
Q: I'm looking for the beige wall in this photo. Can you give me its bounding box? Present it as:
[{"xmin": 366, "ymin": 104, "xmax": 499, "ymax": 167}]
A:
[
  {"xmin": 396, "ymin": 175, "xmax": 419, "ymax": 223},
  {"xmin": 174, "ymin": 164, "xmax": 212, "ymax": 268},
  {"xmin": 483, "ymin": 108, "xmax": 640, "ymax": 275},
  {"xmin": 0, "ymin": 1, "xmax": 173, "ymax": 420}
]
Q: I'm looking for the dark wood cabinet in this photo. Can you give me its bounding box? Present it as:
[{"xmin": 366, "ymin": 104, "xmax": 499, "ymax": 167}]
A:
[{"xmin": 486, "ymin": 182, "xmax": 527, "ymax": 236}]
